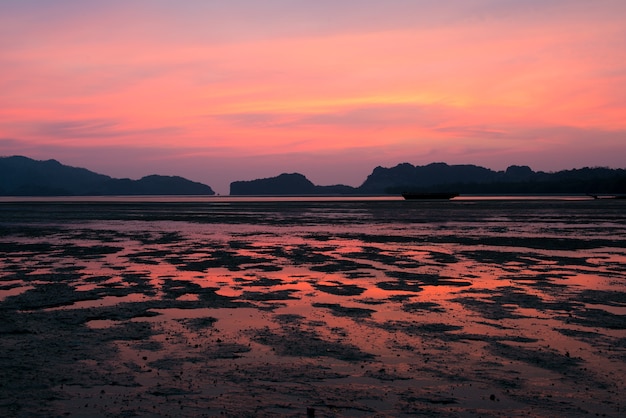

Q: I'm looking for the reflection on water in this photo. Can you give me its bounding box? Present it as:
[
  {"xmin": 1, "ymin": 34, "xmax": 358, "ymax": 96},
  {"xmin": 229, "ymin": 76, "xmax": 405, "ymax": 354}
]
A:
[
  {"xmin": 0, "ymin": 194, "xmax": 601, "ymax": 203},
  {"xmin": 1, "ymin": 198, "xmax": 625, "ymax": 416}
]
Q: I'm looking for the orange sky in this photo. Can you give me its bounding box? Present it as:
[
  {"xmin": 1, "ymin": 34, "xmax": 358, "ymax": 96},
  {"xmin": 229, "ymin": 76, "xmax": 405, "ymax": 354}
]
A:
[{"xmin": 1, "ymin": 1, "xmax": 625, "ymax": 193}]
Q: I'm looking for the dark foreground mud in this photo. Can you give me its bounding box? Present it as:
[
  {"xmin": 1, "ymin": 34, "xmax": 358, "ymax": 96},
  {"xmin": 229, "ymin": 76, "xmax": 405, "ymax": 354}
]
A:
[{"xmin": 1, "ymin": 198, "xmax": 625, "ymax": 417}]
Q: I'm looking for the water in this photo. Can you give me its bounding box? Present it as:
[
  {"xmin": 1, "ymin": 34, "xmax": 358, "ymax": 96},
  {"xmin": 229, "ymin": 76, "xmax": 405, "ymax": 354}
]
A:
[{"xmin": 1, "ymin": 197, "xmax": 625, "ymax": 416}]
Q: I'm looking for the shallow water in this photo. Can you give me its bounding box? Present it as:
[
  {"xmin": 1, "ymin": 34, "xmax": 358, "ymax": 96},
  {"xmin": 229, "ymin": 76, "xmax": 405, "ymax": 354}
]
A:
[{"xmin": 1, "ymin": 198, "xmax": 625, "ymax": 417}]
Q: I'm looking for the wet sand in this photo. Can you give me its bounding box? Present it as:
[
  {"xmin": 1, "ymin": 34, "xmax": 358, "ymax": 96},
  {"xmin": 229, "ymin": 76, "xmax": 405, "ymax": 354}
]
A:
[{"xmin": 1, "ymin": 198, "xmax": 625, "ymax": 417}]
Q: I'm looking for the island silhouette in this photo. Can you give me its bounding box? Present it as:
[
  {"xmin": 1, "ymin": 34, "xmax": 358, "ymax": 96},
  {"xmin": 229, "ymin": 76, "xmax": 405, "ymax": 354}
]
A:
[
  {"xmin": 1, "ymin": 155, "xmax": 625, "ymax": 196},
  {"xmin": 230, "ymin": 163, "xmax": 626, "ymax": 196},
  {"xmin": 0, "ymin": 156, "xmax": 214, "ymax": 196}
]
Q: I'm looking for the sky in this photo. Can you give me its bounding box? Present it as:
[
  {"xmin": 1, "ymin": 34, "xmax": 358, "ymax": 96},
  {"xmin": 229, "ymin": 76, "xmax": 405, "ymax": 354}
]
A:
[{"xmin": 1, "ymin": 0, "xmax": 625, "ymax": 194}]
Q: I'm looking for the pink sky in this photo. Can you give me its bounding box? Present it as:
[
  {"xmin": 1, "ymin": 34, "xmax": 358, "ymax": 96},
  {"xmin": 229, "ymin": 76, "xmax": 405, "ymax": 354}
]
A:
[{"xmin": 1, "ymin": 1, "xmax": 625, "ymax": 194}]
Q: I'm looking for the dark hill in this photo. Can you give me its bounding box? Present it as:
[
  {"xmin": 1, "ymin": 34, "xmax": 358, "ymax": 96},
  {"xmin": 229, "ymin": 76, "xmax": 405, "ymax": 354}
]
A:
[
  {"xmin": 229, "ymin": 163, "xmax": 626, "ymax": 196},
  {"xmin": 0, "ymin": 156, "xmax": 215, "ymax": 196},
  {"xmin": 358, "ymin": 162, "xmax": 496, "ymax": 194},
  {"xmin": 356, "ymin": 162, "xmax": 626, "ymax": 195},
  {"xmin": 230, "ymin": 173, "xmax": 315, "ymax": 195},
  {"xmin": 0, "ymin": 156, "xmax": 111, "ymax": 196},
  {"xmin": 94, "ymin": 175, "xmax": 215, "ymax": 195},
  {"xmin": 230, "ymin": 173, "xmax": 354, "ymax": 195}
]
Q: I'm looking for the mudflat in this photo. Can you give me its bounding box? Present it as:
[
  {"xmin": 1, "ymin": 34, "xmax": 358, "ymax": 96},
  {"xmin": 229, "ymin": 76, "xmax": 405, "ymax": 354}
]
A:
[{"xmin": 1, "ymin": 198, "xmax": 625, "ymax": 417}]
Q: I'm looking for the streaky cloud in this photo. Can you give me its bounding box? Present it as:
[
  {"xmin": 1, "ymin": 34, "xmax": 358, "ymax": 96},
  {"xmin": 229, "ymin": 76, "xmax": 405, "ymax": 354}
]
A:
[{"xmin": 27, "ymin": 119, "xmax": 185, "ymax": 140}]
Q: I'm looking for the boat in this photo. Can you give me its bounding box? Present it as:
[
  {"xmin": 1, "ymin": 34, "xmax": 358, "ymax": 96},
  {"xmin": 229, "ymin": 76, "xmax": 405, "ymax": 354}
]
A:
[
  {"xmin": 401, "ymin": 192, "xmax": 459, "ymax": 200},
  {"xmin": 587, "ymin": 194, "xmax": 626, "ymax": 200}
]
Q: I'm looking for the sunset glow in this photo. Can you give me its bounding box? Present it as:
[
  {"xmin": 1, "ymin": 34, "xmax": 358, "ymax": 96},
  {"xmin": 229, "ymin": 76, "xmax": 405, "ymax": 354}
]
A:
[{"xmin": 1, "ymin": 1, "xmax": 625, "ymax": 193}]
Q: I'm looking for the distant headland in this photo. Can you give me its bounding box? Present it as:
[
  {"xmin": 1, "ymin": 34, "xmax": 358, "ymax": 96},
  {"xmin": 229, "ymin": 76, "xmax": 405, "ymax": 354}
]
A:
[
  {"xmin": 230, "ymin": 163, "xmax": 626, "ymax": 196},
  {"xmin": 1, "ymin": 155, "xmax": 625, "ymax": 196},
  {"xmin": 0, "ymin": 156, "xmax": 215, "ymax": 196}
]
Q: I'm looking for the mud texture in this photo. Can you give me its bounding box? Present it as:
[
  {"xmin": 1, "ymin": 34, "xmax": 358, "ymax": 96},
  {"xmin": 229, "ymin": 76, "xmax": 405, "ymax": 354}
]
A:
[{"xmin": 1, "ymin": 198, "xmax": 625, "ymax": 417}]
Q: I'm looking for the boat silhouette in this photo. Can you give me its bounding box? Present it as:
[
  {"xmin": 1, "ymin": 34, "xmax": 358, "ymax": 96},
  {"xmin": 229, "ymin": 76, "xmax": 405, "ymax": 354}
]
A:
[{"xmin": 401, "ymin": 192, "xmax": 459, "ymax": 200}]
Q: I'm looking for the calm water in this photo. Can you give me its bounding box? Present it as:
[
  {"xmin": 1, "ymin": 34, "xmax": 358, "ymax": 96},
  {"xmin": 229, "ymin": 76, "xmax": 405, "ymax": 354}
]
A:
[{"xmin": 1, "ymin": 197, "xmax": 625, "ymax": 416}]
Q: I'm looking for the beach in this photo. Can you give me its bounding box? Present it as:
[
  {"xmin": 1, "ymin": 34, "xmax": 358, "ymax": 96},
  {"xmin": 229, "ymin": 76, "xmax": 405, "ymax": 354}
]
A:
[{"xmin": 1, "ymin": 197, "xmax": 625, "ymax": 417}]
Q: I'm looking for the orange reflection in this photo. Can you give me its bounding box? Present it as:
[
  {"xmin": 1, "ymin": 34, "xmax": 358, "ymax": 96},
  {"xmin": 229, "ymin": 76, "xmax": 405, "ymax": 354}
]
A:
[{"xmin": 1, "ymin": 199, "xmax": 625, "ymax": 416}]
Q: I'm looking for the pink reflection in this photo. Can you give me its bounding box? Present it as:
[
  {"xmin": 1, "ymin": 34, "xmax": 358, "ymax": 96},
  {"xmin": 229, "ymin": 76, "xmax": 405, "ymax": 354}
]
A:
[
  {"xmin": 1, "ymin": 202, "xmax": 625, "ymax": 417},
  {"xmin": 0, "ymin": 284, "xmax": 35, "ymax": 301}
]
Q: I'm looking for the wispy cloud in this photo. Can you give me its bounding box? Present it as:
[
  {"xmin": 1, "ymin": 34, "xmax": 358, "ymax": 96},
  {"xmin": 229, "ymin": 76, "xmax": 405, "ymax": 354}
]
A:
[
  {"xmin": 1, "ymin": 0, "xmax": 625, "ymax": 190},
  {"xmin": 17, "ymin": 119, "xmax": 185, "ymax": 143}
]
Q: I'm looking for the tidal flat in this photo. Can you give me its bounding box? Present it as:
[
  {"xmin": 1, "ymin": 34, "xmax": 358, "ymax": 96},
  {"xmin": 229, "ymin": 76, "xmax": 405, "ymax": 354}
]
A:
[{"xmin": 1, "ymin": 197, "xmax": 625, "ymax": 417}]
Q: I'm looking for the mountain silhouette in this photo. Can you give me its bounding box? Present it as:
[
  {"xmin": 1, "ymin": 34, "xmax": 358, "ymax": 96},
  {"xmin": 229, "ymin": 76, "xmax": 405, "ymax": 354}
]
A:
[
  {"xmin": 229, "ymin": 162, "xmax": 626, "ymax": 195},
  {"xmin": 2, "ymin": 155, "xmax": 625, "ymax": 196},
  {"xmin": 230, "ymin": 173, "xmax": 354, "ymax": 195},
  {"xmin": 358, "ymin": 162, "xmax": 497, "ymax": 193},
  {"xmin": 0, "ymin": 156, "xmax": 215, "ymax": 196}
]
